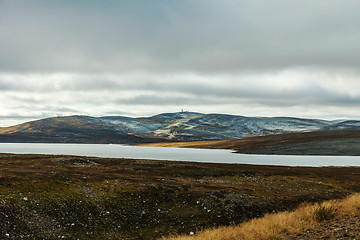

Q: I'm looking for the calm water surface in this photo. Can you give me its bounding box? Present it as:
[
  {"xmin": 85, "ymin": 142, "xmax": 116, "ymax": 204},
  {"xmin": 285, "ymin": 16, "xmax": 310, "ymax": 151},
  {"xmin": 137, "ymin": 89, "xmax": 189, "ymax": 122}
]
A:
[{"xmin": 0, "ymin": 143, "xmax": 359, "ymax": 167}]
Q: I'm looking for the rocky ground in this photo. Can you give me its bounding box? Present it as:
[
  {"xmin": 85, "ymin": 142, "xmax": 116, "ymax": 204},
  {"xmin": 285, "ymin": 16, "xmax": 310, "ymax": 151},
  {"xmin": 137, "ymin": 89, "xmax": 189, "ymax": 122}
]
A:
[{"xmin": 0, "ymin": 153, "xmax": 360, "ymax": 239}]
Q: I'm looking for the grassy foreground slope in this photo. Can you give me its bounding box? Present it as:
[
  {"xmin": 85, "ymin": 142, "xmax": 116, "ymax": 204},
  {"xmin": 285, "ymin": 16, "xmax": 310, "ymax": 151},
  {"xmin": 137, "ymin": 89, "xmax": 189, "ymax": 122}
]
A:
[
  {"xmin": 0, "ymin": 154, "xmax": 360, "ymax": 239},
  {"xmin": 140, "ymin": 130, "xmax": 360, "ymax": 155},
  {"xmin": 164, "ymin": 193, "xmax": 360, "ymax": 240}
]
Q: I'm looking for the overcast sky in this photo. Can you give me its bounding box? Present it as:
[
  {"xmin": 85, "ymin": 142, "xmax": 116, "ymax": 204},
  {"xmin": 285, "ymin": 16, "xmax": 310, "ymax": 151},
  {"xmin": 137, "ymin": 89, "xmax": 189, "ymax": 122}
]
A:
[{"xmin": 1, "ymin": 0, "xmax": 360, "ymax": 126}]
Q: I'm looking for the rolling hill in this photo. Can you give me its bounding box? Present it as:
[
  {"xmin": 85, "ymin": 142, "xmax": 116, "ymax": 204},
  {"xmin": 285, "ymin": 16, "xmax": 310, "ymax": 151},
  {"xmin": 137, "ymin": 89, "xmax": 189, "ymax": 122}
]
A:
[{"xmin": 0, "ymin": 112, "xmax": 360, "ymax": 144}]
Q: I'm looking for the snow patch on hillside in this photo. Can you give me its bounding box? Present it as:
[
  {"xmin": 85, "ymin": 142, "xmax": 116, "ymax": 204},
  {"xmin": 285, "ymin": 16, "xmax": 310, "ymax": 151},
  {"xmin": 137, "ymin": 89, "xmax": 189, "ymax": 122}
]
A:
[{"xmin": 8, "ymin": 112, "xmax": 357, "ymax": 142}]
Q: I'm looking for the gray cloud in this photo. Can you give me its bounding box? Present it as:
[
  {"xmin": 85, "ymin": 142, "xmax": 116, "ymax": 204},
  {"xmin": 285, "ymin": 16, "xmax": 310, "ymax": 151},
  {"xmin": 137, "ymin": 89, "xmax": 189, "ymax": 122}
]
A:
[
  {"xmin": 1, "ymin": 0, "xmax": 360, "ymax": 73},
  {"xmin": 1, "ymin": 0, "xmax": 360, "ymax": 126},
  {"xmin": 1, "ymin": 68, "xmax": 360, "ymax": 109}
]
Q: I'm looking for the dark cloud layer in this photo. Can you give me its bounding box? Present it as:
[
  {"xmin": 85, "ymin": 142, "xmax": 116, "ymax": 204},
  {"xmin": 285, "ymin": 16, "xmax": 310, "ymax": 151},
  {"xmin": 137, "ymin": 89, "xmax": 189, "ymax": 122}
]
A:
[
  {"xmin": 1, "ymin": 0, "xmax": 360, "ymax": 126},
  {"xmin": 1, "ymin": 0, "xmax": 360, "ymax": 72}
]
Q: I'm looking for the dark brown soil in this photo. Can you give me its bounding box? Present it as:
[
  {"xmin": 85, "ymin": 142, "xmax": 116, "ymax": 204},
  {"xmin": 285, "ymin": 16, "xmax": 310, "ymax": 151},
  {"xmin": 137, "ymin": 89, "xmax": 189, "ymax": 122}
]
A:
[
  {"xmin": 0, "ymin": 153, "xmax": 360, "ymax": 239},
  {"xmin": 141, "ymin": 130, "xmax": 360, "ymax": 155}
]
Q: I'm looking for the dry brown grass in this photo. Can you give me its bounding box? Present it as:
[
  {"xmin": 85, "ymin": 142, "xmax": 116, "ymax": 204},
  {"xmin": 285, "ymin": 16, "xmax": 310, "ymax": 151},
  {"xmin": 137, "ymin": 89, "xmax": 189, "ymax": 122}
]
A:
[
  {"xmin": 140, "ymin": 130, "xmax": 360, "ymax": 155},
  {"xmin": 2, "ymin": 154, "xmax": 360, "ymax": 239},
  {"xmin": 163, "ymin": 193, "xmax": 360, "ymax": 240},
  {"xmin": 138, "ymin": 140, "xmax": 225, "ymax": 148}
]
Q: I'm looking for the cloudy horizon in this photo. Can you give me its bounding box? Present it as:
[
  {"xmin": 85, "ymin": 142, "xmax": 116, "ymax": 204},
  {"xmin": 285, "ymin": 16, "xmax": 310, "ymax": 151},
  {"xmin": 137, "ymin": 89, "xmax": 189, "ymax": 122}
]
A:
[{"xmin": 1, "ymin": 0, "xmax": 360, "ymax": 127}]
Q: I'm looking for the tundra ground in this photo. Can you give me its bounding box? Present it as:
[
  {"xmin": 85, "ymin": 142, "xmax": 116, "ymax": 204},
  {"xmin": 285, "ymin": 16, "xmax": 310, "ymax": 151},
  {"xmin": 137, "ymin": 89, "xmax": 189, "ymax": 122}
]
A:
[{"xmin": 0, "ymin": 153, "xmax": 359, "ymax": 239}]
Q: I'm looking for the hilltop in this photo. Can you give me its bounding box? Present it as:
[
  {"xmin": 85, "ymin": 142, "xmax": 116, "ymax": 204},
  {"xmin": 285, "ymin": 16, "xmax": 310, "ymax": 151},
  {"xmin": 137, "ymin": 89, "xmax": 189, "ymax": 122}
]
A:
[{"xmin": 1, "ymin": 112, "xmax": 360, "ymax": 144}]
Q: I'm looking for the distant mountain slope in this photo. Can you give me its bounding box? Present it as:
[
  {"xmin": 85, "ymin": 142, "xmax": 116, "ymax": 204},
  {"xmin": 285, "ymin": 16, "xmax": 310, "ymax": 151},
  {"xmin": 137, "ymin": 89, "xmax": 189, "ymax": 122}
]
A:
[
  {"xmin": 141, "ymin": 129, "xmax": 360, "ymax": 156},
  {"xmin": 0, "ymin": 112, "xmax": 359, "ymax": 143},
  {"xmin": 322, "ymin": 120, "xmax": 360, "ymax": 130},
  {"xmin": 133, "ymin": 113, "xmax": 332, "ymax": 141},
  {"xmin": 0, "ymin": 116, "xmax": 161, "ymax": 144}
]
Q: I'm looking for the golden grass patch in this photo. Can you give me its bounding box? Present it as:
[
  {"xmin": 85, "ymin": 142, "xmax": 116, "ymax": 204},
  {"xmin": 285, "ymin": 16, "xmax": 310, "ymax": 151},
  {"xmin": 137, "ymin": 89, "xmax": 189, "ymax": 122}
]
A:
[{"xmin": 163, "ymin": 193, "xmax": 360, "ymax": 240}]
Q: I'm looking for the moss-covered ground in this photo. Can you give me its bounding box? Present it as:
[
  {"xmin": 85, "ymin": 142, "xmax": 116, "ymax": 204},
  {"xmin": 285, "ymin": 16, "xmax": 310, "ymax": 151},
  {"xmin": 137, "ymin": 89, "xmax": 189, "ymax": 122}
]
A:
[{"xmin": 0, "ymin": 153, "xmax": 359, "ymax": 239}]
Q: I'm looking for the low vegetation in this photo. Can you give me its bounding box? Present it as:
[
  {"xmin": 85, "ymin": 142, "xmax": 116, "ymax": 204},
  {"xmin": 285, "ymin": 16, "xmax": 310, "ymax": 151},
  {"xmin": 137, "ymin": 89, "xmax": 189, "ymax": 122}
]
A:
[
  {"xmin": 164, "ymin": 193, "xmax": 360, "ymax": 239},
  {"xmin": 140, "ymin": 130, "xmax": 360, "ymax": 156},
  {"xmin": 0, "ymin": 153, "xmax": 360, "ymax": 239}
]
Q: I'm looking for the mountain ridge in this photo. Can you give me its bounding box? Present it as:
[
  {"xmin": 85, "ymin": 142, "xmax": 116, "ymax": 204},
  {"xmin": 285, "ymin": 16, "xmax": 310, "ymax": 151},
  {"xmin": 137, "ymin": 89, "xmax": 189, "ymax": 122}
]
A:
[{"xmin": 0, "ymin": 112, "xmax": 359, "ymax": 144}]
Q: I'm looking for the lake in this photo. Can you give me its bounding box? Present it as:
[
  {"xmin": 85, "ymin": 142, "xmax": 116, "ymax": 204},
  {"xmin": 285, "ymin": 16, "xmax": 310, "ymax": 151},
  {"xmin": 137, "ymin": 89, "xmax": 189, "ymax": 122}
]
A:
[{"xmin": 0, "ymin": 143, "xmax": 359, "ymax": 167}]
